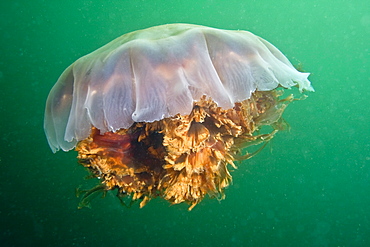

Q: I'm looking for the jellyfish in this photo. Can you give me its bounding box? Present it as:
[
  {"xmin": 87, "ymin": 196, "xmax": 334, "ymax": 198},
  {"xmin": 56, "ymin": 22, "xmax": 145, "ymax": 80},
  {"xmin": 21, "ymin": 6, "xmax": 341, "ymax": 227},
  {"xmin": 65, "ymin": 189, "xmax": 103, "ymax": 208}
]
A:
[{"xmin": 44, "ymin": 24, "xmax": 313, "ymax": 210}]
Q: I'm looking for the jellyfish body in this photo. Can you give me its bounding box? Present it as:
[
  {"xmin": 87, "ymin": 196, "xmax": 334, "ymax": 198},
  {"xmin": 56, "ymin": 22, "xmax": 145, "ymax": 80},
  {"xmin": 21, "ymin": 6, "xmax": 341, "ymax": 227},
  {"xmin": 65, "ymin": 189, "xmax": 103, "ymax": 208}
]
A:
[{"xmin": 44, "ymin": 24, "xmax": 313, "ymax": 209}]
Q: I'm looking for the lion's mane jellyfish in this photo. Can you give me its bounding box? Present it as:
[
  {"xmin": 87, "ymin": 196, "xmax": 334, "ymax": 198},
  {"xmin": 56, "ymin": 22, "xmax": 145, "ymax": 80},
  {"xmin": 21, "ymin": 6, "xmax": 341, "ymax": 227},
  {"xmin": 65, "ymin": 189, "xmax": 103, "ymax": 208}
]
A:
[{"xmin": 44, "ymin": 24, "xmax": 313, "ymax": 210}]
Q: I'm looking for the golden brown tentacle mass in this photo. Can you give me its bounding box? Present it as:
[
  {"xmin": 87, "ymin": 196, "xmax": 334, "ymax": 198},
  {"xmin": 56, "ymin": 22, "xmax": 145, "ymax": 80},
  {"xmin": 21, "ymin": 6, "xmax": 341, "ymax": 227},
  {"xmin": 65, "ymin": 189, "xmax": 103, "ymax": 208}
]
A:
[{"xmin": 76, "ymin": 90, "xmax": 294, "ymax": 210}]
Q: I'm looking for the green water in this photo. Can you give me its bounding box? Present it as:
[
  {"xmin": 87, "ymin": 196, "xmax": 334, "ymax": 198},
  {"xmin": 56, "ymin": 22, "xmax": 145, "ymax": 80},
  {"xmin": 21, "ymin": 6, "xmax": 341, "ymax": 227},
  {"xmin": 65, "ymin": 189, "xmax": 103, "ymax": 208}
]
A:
[{"xmin": 1, "ymin": 0, "xmax": 369, "ymax": 246}]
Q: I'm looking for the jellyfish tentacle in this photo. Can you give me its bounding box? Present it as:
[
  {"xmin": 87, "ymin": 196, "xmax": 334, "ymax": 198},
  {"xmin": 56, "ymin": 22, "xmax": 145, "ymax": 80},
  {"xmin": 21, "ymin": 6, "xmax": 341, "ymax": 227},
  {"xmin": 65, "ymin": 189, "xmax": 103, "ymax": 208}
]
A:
[{"xmin": 76, "ymin": 184, "xmax": 107, "ymax": 209}]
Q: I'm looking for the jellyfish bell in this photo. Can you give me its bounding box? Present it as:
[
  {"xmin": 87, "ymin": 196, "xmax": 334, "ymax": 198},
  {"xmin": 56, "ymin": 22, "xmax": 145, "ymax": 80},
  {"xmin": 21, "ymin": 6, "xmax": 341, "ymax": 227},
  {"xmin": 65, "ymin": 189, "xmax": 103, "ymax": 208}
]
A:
[
  {"xmin": 44, "ymin": 24, "xmax": 313, "ymax": 210},
  {"xmin": 45, "ymin": 24, "xmax": 312, "ymax": 152}
]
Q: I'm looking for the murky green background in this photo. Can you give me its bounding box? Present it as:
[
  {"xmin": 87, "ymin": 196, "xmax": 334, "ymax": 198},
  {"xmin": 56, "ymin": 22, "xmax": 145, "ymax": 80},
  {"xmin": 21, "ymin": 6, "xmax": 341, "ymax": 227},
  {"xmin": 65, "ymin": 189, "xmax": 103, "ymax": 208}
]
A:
[{"xmin": 1, "ymin": 0, "xmax": 369, "ymax": 246}]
